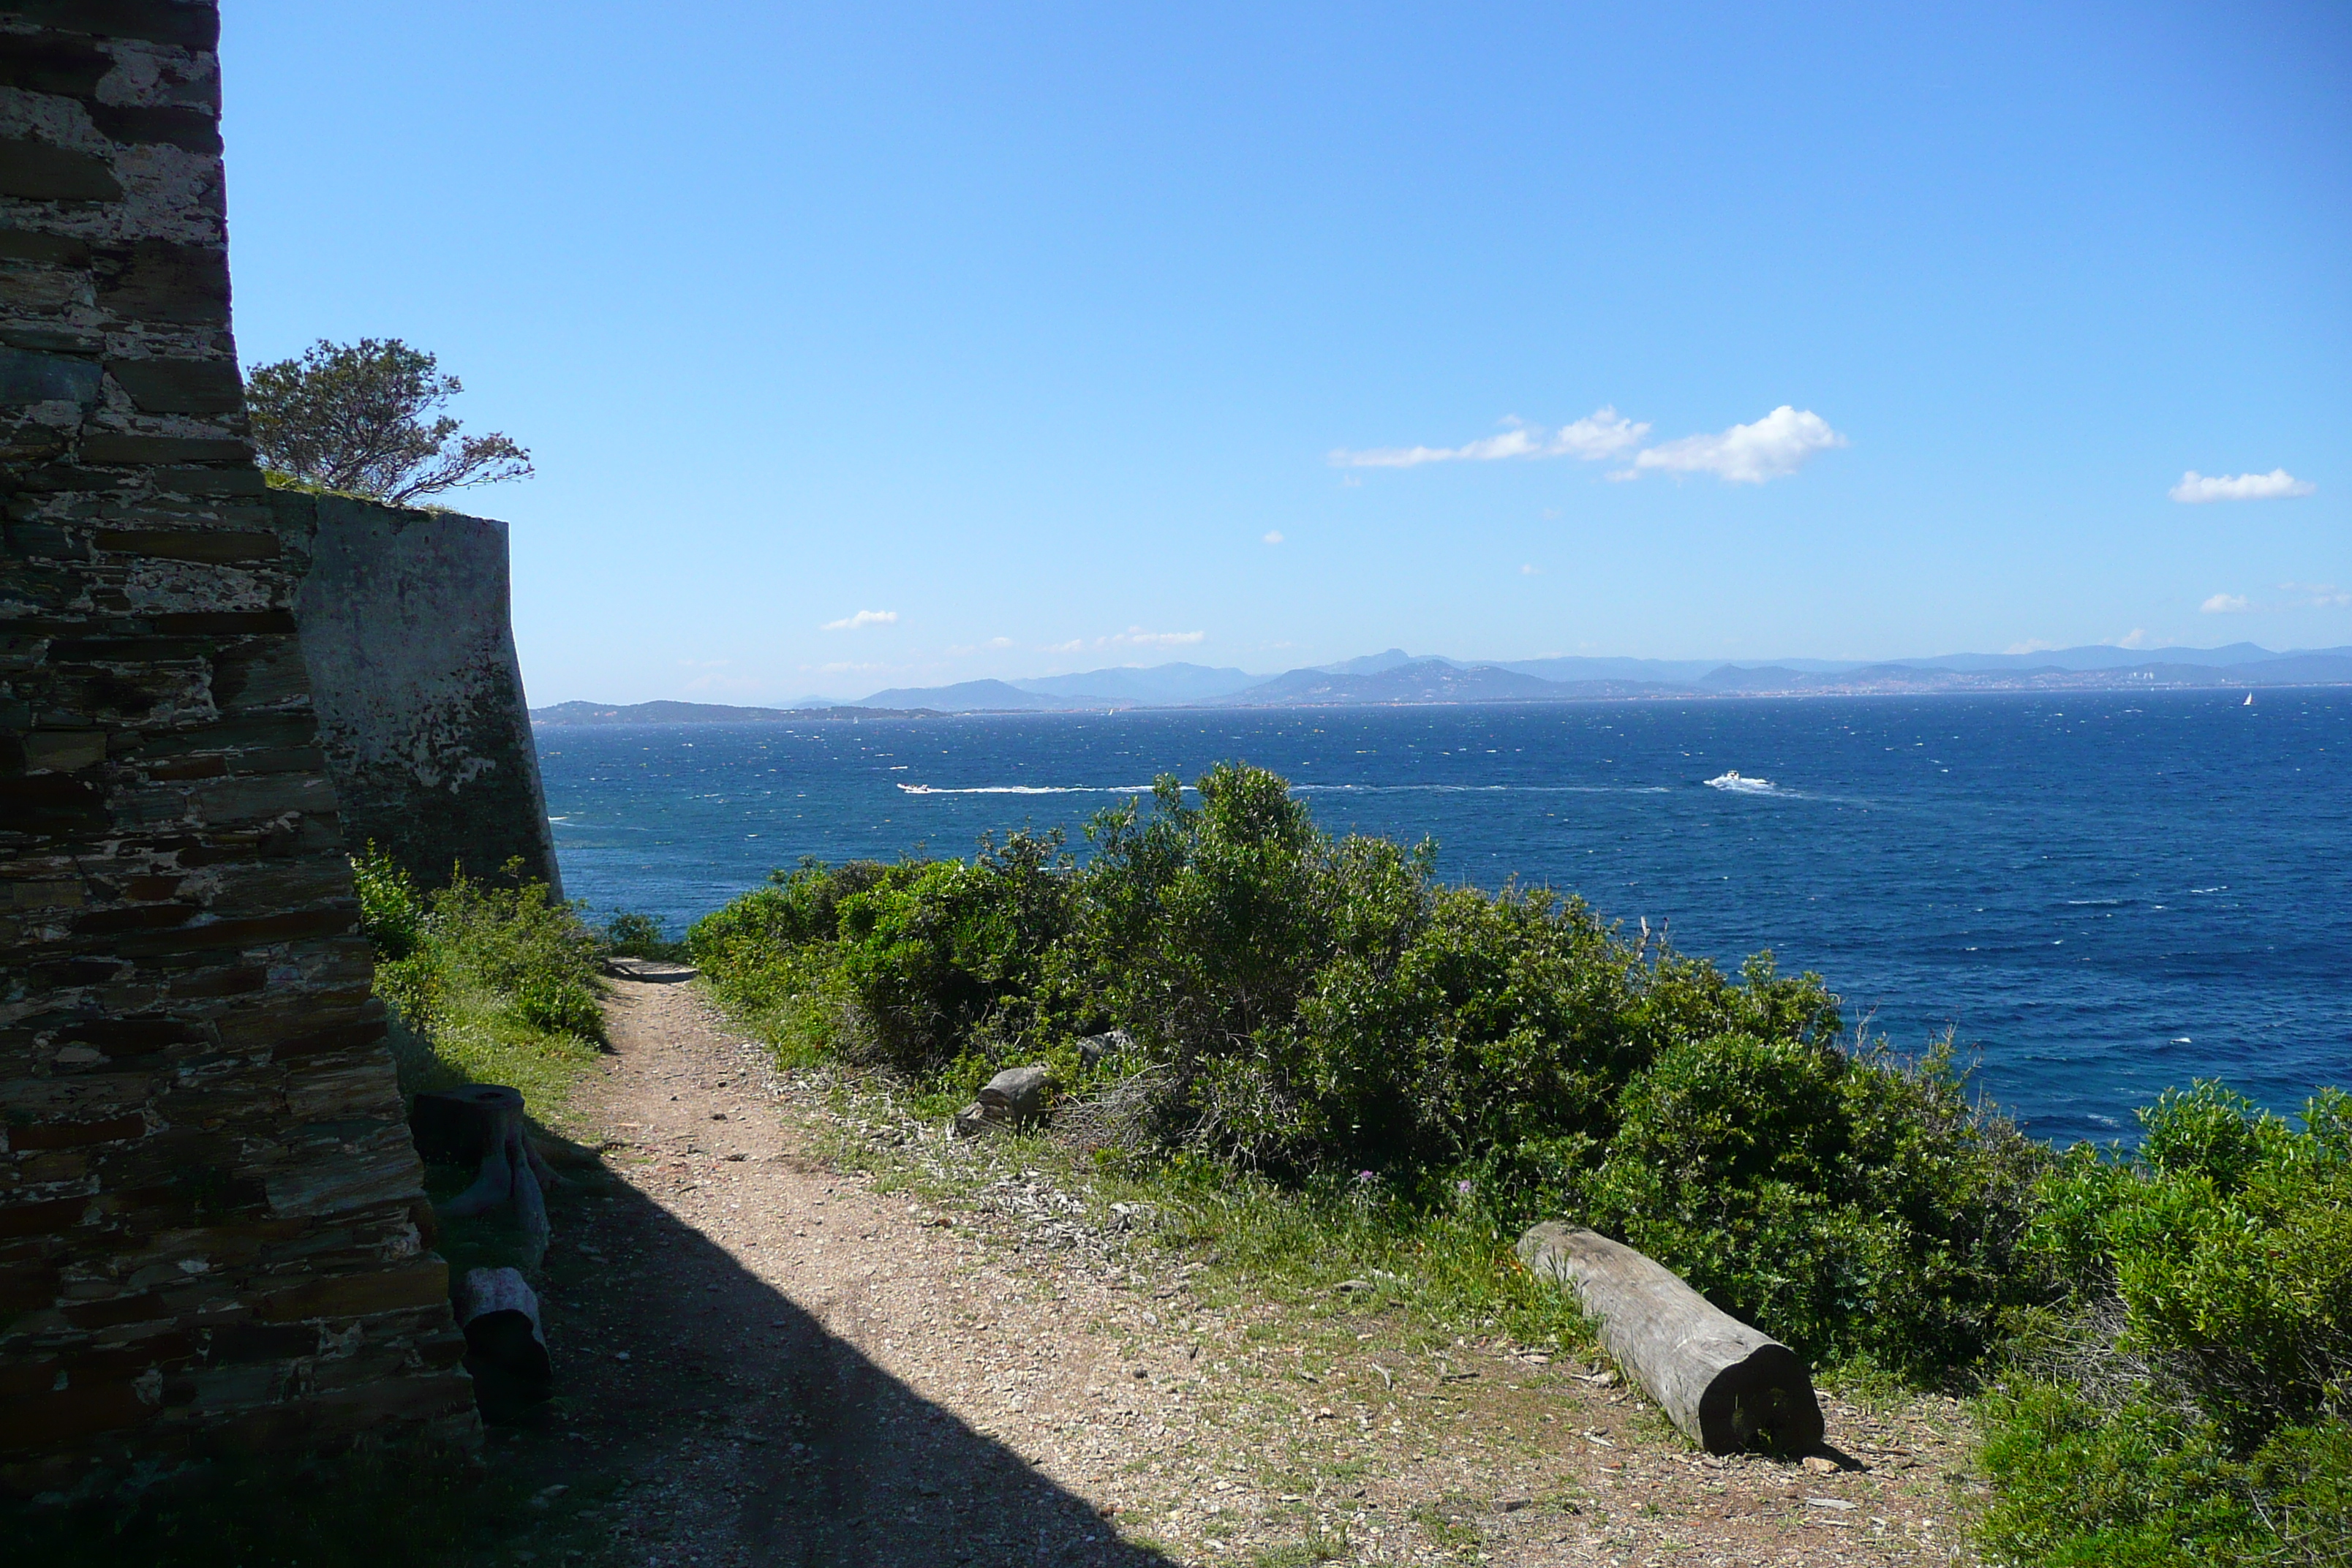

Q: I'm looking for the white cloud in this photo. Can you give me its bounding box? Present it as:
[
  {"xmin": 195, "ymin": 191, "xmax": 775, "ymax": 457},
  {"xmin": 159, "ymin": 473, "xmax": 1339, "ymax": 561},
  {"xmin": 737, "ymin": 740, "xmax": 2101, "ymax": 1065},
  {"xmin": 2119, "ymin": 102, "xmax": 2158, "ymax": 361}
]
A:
[
  {"xmin": 821, "ymin": 608, "xmax": 898, "ymax": 631},
  {"xmin": 1630, "ymin": 406, "xmax": 1847, "ymax": 483},
  {"xmin": 1550, "ymin": 408, "xmax": 1652, "ymax": 460},
  {"xmin": 1262, "ymin": 530, "xmax": 1285, "ymax": 545},
  {"xmin": 1332, "ymin": 403, "xmax": 1846, "ymax": 485},
  {"xmin": 2206, "ymin": 582, "xmax": 2352, "ymax": 614},
  {"xmin": 2005, "ymin": 639, "xmax": 2062, "ymax": 655},
  {"xmin": 1105, "ymin": 627, "xmax": 1205, "ymax": 648},
  {"xmin": 1330, "ymin": 407, "xmax": 1649, "ymax": 469},
  {"xmin": 946, "ymin": 636, "xmax": 1016, "ymax": 656},
  {"xmin": 1040, "ymin": 639, "xmax": 1084, "ymax": 653},
  {"xmin": 2112, "ymin": 628, "xmax": 2153, "ymax": 649},
  {"xmin": 2169, "ymin": 469, "xmax": 2315, "ymax": 503},
  {"xmin": 1518, "ymin": 563, "xmax": 1541, "ymax": 576}
]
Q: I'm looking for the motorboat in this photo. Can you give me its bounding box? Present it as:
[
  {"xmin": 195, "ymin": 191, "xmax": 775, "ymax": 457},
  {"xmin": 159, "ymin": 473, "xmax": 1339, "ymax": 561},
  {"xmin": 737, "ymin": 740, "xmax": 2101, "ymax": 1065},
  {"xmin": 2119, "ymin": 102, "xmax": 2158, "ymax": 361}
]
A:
[{"xmin": 1705, "ymin": 770, "xmax": 1773, "ymax": 792}]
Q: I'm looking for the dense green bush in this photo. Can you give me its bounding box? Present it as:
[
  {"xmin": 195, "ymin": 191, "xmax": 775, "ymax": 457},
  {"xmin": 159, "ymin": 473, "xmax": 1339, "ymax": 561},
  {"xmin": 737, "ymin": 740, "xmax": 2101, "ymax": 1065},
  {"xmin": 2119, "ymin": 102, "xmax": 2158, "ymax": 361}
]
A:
[
  {"xmin": 350, "ymin": 841, "xmax": 423, "ymax": 961},
  {"xmin": 602, "ymin": 909, "xmax": 685, "ymax": 961},
  {"xmin": 1584, "ymin": 1031, "xmax": 2041, "ymax": 1373},
  {"xmin": 832, "ymin": 829, "xmax": 1075, "ymax": 1073},
  {"xmin": 354, "ymin": 848, "xmax": 608, "ymax": 1107},
  {"xmin": 689, "ymin": 764, "xmax": 2040, "ymax": 1379},
  {"xmin": 1977, "ymin": 1085, "xmax": 2352, "ymax": 1565},
  {"xmin": 375, "ymin": 871, "xmax": 606, "ymax": 1045}
]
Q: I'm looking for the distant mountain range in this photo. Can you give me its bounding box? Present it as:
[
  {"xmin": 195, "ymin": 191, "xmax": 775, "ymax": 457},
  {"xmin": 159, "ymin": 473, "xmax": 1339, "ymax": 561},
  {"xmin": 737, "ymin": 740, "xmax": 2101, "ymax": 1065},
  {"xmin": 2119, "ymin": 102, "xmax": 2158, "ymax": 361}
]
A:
[
  {"xmin": 531, "ymin": 645, "xmax": 2352, "ymax": 723},
  {"xmin": 531, "ymin": 699, "xmax": 936, "ymax": 725}
]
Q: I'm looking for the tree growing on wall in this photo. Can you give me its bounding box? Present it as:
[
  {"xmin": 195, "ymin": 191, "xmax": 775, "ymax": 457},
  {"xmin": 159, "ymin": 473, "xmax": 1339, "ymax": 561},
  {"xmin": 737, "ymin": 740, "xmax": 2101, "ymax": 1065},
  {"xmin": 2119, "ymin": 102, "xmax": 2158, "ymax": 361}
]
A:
[{"xmin": 244, "ymin": 338, "xmax": 532, "ymax": 505}]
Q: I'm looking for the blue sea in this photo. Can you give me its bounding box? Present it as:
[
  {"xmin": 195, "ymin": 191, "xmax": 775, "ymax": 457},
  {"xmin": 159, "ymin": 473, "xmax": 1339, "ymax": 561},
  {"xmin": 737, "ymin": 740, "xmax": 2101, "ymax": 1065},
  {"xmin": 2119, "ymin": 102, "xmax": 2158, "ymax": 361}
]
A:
[{"xmin": 537, "ymin": 690, "xmax": 2351, "ymax": 1144}]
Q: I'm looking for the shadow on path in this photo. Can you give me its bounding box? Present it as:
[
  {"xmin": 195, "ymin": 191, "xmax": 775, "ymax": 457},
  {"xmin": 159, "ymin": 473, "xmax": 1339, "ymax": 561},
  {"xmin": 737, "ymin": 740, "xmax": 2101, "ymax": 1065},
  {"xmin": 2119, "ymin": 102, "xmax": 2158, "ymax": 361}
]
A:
[{"xmin": 506, "ymin": 1111, "xmax": 1171, "ymax": 1566}]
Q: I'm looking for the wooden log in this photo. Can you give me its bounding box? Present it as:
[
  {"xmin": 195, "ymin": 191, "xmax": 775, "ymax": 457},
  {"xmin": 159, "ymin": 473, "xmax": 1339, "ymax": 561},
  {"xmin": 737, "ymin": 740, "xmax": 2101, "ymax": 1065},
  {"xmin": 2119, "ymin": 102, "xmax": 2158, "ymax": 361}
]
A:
[
  {"xmin": 978, "ymin": 1063, "xmax": 1053, "ymax": 1122},
  {"xmin": 409, "ymin": 1083, "xmax": 526, "ymax": 1166},
  {"xmin": 440, "ymin": 1114, "xmax": 552, "ymax": 1267},
  {"xmin": 1517, "ymin": 1222, "xmax": 1825, "ymax": 1455},
  {"xmin": 439, "ymin": 1137, "xmax": 515, "ymax": 1217},
  {"xmin": 453, "ymin": 1265, "xmax": 552, "ymax": 1420},
  {"xmin": 508, "ymin": 1134, "xmax": 549, "ymax": 1270}
]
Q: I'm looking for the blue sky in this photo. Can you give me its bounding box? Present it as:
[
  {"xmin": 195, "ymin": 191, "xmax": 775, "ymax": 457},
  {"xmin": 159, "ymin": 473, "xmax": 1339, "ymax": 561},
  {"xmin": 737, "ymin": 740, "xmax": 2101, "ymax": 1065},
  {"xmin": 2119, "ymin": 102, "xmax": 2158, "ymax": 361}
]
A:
[{"xmin": 221, "ymin": 1, "xmax": 2350, "ymax": 703}]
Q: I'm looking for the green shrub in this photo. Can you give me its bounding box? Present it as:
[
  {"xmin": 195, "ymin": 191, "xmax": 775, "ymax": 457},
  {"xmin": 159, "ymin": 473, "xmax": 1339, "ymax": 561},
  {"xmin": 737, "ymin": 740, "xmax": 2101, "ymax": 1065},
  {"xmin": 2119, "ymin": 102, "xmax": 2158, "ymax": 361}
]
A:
[
  {"xmin": 688, "ymin": 856, "xmax": 892, "ymax": 957},
  {"xmin": 1581, "ymin": 1031, "xmax": 2041, "ymax": 1375},
  {"xmin": 1055, "ymin": 767, "xmax": 1850, "ymax": 1178},
  {"xmin": 351, "ymin": 843, "xmax": 423, "ymax": 961},
  {"xmin": 1976, "ymin": 1085, "xmax": 2352, "ymax": 1564},
  {"xmin": 602, "ymin": 909, "xmax": 684, "ymax": 961},
  {"xmin": 830, "ymin": 829, "xmax": 1074, "ymax": 1073},
  {"xmin": 366, "ymin": 862, "xmax": 608, "ymax": 1109},
  {"xmin": 385, "ymin": 874, "xmax": 605, "ymax": 1045},
  {"xmin": 1977, "ymin": 1386, "xmax": 2351, "ymax": 1567}
]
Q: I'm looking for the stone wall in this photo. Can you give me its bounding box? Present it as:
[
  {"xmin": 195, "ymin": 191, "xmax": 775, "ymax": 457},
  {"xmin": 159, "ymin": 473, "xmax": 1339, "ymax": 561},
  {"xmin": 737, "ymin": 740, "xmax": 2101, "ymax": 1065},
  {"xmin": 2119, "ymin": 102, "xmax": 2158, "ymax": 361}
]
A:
[
  {"xmin": 287, "ymin": 491, "xmax": 560, "ymax": 895},
  {"xmin": 1, "ymin": 1, "xmax": 475, "ymax": 1499}
]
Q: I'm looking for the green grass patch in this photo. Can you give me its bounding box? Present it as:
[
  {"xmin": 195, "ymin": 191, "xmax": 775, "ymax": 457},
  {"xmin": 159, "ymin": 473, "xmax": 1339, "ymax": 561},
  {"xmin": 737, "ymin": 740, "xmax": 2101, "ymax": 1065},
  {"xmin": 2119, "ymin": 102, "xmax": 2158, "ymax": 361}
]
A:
[
  {"xmin": 1251, "ymin": 1526, "xmax": 1354, "ymax": 1565},
  {"xmin": 1407, "ymin": 1495, "xmax": 1484, "ymax": 1551},
  {"xmin": 355, "ymin": 846, "xmax": 609, "ymax": 1115}
]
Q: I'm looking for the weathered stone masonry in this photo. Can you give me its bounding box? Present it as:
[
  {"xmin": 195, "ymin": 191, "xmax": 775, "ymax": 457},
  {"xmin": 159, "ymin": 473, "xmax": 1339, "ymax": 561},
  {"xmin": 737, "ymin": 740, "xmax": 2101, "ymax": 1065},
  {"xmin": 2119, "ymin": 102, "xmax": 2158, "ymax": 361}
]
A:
[
  {"xmin": 1, "ymin": 1, "xmax": 475, "ymax": 1498},
  {"xmin": 288, "ymin": 492, "xmax": 562, "ymax": 897}
]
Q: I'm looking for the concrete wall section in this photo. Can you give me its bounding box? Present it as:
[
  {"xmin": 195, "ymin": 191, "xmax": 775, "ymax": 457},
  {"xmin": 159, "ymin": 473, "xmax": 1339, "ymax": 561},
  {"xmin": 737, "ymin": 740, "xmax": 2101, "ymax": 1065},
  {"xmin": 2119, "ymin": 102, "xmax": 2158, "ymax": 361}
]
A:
[
  {"xmin": 287, "ymin": 493, "xmax": 560, "ymax": 895},
  {"xmin": 0, "ymin": 1, "xmax": 476, "ymax": 1499}
]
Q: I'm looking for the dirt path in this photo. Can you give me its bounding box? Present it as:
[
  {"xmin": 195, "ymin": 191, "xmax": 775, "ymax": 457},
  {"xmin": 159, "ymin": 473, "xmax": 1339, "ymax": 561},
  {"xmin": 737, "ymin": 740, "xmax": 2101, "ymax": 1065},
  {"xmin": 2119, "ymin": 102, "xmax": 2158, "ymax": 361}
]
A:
[{"xmin": 504, "ymin": 970, "xmax": 1980, "ymax": 1567}]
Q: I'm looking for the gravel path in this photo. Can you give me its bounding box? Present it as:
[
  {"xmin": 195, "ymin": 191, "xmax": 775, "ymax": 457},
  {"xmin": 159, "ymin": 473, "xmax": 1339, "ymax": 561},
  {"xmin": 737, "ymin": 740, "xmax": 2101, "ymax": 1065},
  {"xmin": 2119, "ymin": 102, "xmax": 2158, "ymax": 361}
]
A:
[{"xmin": 502, "ymin": 968, "xmax": 1981, "ymax": 1567}]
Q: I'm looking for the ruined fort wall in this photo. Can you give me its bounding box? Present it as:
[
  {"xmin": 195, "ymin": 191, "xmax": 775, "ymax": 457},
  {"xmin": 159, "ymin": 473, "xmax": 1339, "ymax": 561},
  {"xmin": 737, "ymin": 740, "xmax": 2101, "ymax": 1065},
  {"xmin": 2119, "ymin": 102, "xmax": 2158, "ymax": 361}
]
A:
[
  {"xmin": 287, "ymin": 492, "xmax": 561, "ymax": 896},
  {"xmin": 1, "ymin": 1, "xmax": 475, "ymax": 1498}
]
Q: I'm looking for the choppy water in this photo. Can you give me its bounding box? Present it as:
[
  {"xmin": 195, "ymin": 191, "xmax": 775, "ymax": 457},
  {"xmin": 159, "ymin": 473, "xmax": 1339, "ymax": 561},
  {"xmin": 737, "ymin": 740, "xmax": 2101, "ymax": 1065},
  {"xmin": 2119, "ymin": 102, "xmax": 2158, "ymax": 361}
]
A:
[{"xmin": 537, "ymin": 690, "xmax": 2351, "ymax": 1142}]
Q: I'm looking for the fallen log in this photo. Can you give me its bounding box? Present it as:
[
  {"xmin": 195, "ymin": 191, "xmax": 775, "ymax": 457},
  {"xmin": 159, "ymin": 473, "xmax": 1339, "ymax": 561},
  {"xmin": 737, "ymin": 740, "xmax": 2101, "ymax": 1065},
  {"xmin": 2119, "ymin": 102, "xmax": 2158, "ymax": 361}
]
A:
[
  {"xmin": 428, "ymin": 1084, "xmax": 553, "ymax": 1267},
  {"xmin": 1516, "ymin": 1221, "xmax": 1824, "ymax": 1455},
  {"xmin": 453, "ymin": 1265, "xmax": 552, "ymax": 1421},
  {"xmin": 410, "ymin": 1084, "xmax": 526, "ymax": 1166}
]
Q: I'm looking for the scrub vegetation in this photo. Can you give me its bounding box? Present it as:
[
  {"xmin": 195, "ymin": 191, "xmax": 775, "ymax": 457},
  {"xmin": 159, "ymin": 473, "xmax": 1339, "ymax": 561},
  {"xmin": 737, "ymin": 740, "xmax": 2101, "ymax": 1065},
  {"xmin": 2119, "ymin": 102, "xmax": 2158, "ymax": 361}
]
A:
[
  {"xmin": 1977, "ymin": 1086, "xmax": 2351, "ymax": 1566},
  {"xmin": 685, "ymin": 763, "xmax": 2349, "ymax": 1565},
  {"xmin": 353, "ymin": 846, "xmax": 608, "ymax": 1108}
]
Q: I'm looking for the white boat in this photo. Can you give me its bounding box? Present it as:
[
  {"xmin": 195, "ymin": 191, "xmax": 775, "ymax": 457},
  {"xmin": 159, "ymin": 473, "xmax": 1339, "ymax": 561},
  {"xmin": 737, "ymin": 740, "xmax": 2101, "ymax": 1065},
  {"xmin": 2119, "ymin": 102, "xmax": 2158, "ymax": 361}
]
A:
[
  {"xmin": 2244, "ymin": 693, "xmax": 2253, "ymax": 706},
  {"xmin": 1705, "ymin": 770, "xmax": 1773, "ymax": 792}
]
